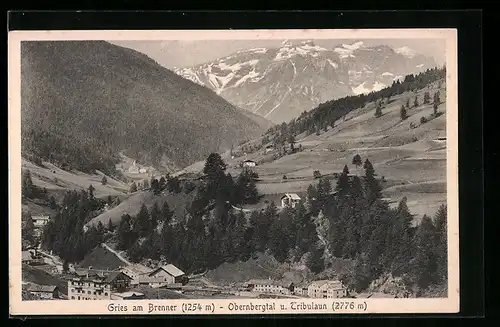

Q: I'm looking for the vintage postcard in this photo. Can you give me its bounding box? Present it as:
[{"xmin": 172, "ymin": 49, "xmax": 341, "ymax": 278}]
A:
[{"xmin": 9, "ymin": 28, "xmax": 458, "ymax": 316}]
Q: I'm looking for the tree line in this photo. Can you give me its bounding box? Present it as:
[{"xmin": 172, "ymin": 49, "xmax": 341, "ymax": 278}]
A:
[
  {"xmin": 264, "ymin": 67, "xmax": 446, "ymax": 143},
  {"xmin": 113, "ymin": 153, "xmax": 446, "ymax": 295}
]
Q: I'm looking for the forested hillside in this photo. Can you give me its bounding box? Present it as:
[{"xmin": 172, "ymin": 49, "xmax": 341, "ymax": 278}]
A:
[{"xmin": 21, "ymin": 41, "xmax": 269, "ymax": 175}]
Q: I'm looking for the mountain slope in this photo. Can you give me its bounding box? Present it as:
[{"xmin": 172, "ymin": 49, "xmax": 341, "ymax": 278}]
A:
[
  {"xmin": 175, "ymin": 40, "xmax": 437, "ymax": 123},
  {"xmin": 21, "ymin": 41, "xmax": 269, "ymax": 173}
]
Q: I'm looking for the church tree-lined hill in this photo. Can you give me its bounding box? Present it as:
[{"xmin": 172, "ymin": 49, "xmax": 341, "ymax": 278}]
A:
[{"xmin": 21, "ymin": 41, "xmax": 270, "ymax": 175}]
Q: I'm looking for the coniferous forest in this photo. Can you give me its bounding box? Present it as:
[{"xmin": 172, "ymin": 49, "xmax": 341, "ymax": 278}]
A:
[
  {"xmin": 264, "ymin": 67, "xmax": 446, "ymax": 144},
  {"xmin": 37, "ymin": 150, "xmax": 447, "ymax": 296}
]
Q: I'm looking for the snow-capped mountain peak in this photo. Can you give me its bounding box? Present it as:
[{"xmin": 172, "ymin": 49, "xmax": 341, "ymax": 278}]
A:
[
  {"xmin": 394, "ymin": 46, "xmax": 417, "ymax": 58},
  {"xmin": 174, "ymin": 42, "xmax": 437, "ymax": 123}
]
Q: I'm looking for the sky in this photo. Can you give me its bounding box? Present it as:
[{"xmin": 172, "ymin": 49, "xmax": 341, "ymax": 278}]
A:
[{"xmin": 107, "ymin": 38, "xmax": 446, "ymax": 69}]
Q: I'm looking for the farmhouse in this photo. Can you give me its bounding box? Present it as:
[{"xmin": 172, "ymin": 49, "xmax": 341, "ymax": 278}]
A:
[
  {"xmin": 27, "ymin": 284, "xmax": 60, "ymax": 300},
  {"xmin": 281, "ymin": 193, "xmax": 302, "ymax": 208},
  {"xmin": 22, "ymin": 251, "xmax": 34, "ymax": 264},
  {"xmin": 147, "ymin": 264, "xmax": 187, "ymax": 285},
  {"xmin": 32, "ymin": 215, "xmax": 50, "ymax": 228},
  {"xmin": 246, "ymin": 279, "xmax": 294, "ymax": 295},
  {"xmin": 293, "ymin": 283, "xmax": 309, "ymax": 297},
  {"xmin": 242, "ymin": 159, "xmax": 257, "ymax": 167},
  {"xmin": 68, "ymin": 275, "xmax": 112, "ymax": 300},
  {"xmin": 120, "ymin": 264, "xmax": 151, "ymax": 285},
  {"xmin": 73, "ymin": 269, "xmax": 132, "ymax": 292},
  {"xmin": 307, "ymin": 280, "xmax": 347, "ymax": 299},
  {"xmin": 128, "ymin": 161, "xmax": 139, "ymax": 173}
]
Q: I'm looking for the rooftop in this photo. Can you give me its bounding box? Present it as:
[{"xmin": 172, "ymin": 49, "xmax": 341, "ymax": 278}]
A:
[
  {"xmin": 150, "ymin": 264, "xmax": 185, "ymax": 277},
  {"xmin": 28, "ymin": 284, "xmax": 58, "ymax": 293},
  {"xmin": 22, "ymin": 251, "xmax": 33, "ymax": 261},
  {"xmin": 247, "ymin": 279, "xmax": 292, "ymax": 287},
  {"xmin": 281, "ymin": 193, "xmax": 301, "ymax": 200}
]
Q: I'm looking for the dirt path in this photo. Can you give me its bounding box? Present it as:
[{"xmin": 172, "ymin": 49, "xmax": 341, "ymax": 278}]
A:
[{"xmin": 102, "ymin": 243, "xmax": 131, "ymax": 266}]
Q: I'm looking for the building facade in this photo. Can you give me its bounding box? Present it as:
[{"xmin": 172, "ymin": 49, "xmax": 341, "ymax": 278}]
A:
[
  {"xmin": 246, "ymin": 279, "xmax": 293, "ymax": 295},
  {"xmin": 27, "ymin": 284, "xmax": 60, "ymax": 300},
  {"xmin": 147, "ymin": 264, "xmax": 187, "ymax": 285},
  {"xmin": 68, "ymin": 276, "xmax": 112, "ymax": 300},
  {"xmin": 281, "ymin": 193, "xmax": 301, "ymax": 208},
  {"xmin": 242, "ymin": 160, "xmax": 257, "ymax": 167},
  {"xmin": 308, "ymin": 280, "xmax": 346, "ymax": 299}
]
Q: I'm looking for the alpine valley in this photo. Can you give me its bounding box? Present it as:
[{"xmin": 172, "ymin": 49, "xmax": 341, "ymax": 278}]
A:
[{"xmin": 174, "ymin": 40, "xmax": 437, "ymax": 123}]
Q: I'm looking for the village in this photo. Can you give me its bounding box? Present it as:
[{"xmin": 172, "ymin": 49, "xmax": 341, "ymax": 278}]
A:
[{"xmin": 22, "ymin": 212, "xmax": 357, "ymax": 301}]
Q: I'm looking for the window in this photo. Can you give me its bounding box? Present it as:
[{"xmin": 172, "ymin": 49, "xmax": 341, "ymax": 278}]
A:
[
  {"xmin": 88, "ymin": 291, "xmax": 91, "ymax": 294},
  {"xmin": 71, "ymin": 296, "xmax": 75, "ymax": 299},
  {"xmin": 104, "ymin": 293, "xmax": 108, "ymax": 296}
]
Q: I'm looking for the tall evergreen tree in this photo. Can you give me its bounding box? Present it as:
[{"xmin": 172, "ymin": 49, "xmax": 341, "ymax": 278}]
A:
[
  {"xmin": 363, "ymin": 159, "xmax": 382, "ymax": 205},
  {"xmin": 374, "ymin": 102, "xmax": 382, "ymax": 118},
  {"xmin": 434, "ymin": 204, "xmax": 447, "ymax": 282},
  {"xmin": 423, "ymin": 91, "xmax": 430, "ymax": 104},
  {"xmin": 412, "ymin": 215, "xmax": 438, "ymax": 289},
  {"xmin": 335, "ymin": 165, "xmax": 350, "ymax": 195},
  {"xmin": 101, "ymin": 176, "xmax": 107, "ymax": 185},
  {"xmin": 161, "ymin": 201, "xmax": 174, "ymax": 224},
  {"xmin": 129, "ymin": 182, "xmax": 138, "ymax": 193},
  {"xmin": 306, "ymin": 244, "xmax": 325, "ymax": 274},
  {"xmin": 414, "ymin": 95, "xmax": 419, "ymax": 107},
  {"xmin": 352, "ymin": 154, "xmax": 362, "ymax": 170},
  {"xmin": 22, "ymin": 169, "xmax": 34, "ymax": 199},
  {"xmin": 400, "ymin": 105, "xmax": 408, "ymax": 120},
  {"xmin": 133, "ymin": 204, "xmax": 151, "ymax": 237}
]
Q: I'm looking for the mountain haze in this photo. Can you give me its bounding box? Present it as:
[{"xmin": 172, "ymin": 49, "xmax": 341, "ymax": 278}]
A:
[
  {"xmin": 21, "ymin": 41, "xmax": 270, "ymax": 173},
  {"xmin": 175, "ymin": 40, "xmax": 437, "ymax": 123}
]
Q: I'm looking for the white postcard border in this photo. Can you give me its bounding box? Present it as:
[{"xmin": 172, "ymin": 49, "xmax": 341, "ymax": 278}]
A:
[{"xmin": 8, "ymin": 28, "xmax": 459, "ymax": 316}]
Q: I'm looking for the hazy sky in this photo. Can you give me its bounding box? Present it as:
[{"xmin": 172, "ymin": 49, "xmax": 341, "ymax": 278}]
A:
[{"xmin": 108, "ymin": 39, "xmax": 446, "ymax": 69}]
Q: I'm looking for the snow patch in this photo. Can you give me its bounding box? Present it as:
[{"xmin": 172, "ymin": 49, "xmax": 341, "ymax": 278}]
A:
[
  {"xmin": 381, "ymin": 72, "xmax": 394, "ymax": 76},
  {"xmin": 394, "ymin": 46, "xmax": 417, "ymax": 58},
  {"xmin": 416, "ymin": 64, "xmax": 424, "ymax": 68},
  {"xmin": 234, "ymin": 70, "xmax": 260, "ymax": 87},
  {"xmin": 327, "ymin": 59, "xmax": 339, "ymax": 69}
]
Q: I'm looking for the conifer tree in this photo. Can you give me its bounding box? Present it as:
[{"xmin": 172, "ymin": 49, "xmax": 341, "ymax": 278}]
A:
[
  {"xmin": 129, "ymin": 181, "xmax": 138, "ymax": 193},
  {"xmin": 101, "ymin": 176, "xmax": 107, "ymax": 185},
  {"xmin": 107, "ymin": 219, "xmax": 114, "ymax": 231},
  {"xmin": 412, "ymin": 215, "xmax": 438, "ymax": 289},
  {"xmin": 434, "ymin": 204, "xmax": 447, "ymax": 282},
  {"xmin": 133, "ymin": 204, "xmax": 151, "ymax": 237},
  {"xmin": 161, "ymin": 201, "xmax": 174, "ymax": 224},
  {"xmin": 88, "ymin": 185, "xmax": 95, "ymax": 198},
  {"xmin": 22, "ymin": 169, "xmax": 34, "ymax": 199},
  {"xmin": 117, "ymin": 214, "xmax": 133, "ymax": 249},
  {"xmin": 352, "ymin": 154, "xmax": 362, "ymax": 170},
  {"xmin": 336, "ymin": 165, "xmax": 351, "ymax": 195},
  {"xmin": 159, "ymin": 176, "xmax": 166, "ymax": 190},
  {"xmin": 400, "ymin": 105, "xmax": 408, "ymax": 120},
  {"xmin": 414, "ymin": 95, "xmax": 419, "ymax": 107},
  {"xmin": 423, "ymin": 91, "xmax": 431, "ymax": 104},
  {"xmin": 306, "ymin": 244, "xmax": 325, "ymax": 274},
  {"xmin": 374, "ymin": 102, "xmax": 382, "ymax": 118},
  {"xmin": 406, "ymin": 98, "xmax": 410, "ymax": 108},
  {"xmin": 363, "ymin": 159, "xmax": 382, "ymax": 205}
]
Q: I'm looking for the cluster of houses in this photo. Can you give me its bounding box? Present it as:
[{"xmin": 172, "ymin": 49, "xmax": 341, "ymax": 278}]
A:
[
  {"xmin": 66, "ymin": 263, "xmax": 187, "ymax": 300},
  {"xmin": 244, "ymin": 278, "xmax": 347, "ymax": 298},
  {"xmin": 31, "ymin": 215, "xmax": 50, "ymax": 238}
]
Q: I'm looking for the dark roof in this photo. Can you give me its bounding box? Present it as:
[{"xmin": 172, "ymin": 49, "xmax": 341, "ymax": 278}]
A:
[
  {"xmin": 104, "ymin": 271, "xmax": 131, "ymax": 283},
  {"xmin": 149, "ymin": 264, "xmax": 185, "ymax": 277},
  {"xmin": 28, "ymin": 284, "xmax": 58, "ymax": 293}
]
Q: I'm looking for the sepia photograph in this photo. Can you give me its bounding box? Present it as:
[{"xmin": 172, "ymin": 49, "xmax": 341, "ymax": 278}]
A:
[{"xmin": 9, "ymin": 28, "xmax": 459, "ymax": 315}]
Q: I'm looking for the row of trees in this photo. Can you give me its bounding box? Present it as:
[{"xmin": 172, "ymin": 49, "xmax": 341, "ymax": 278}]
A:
[
  {"xmin": 41, "ymin": 187, "xmax": 108, "ymax": 265},
  {"xmin": 114, "ymin": 153, "xmax": 447, "ymax": 295},
  {"xmin": 264, "ymin": 67, "xmax": 446, "ymax": 142}
]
